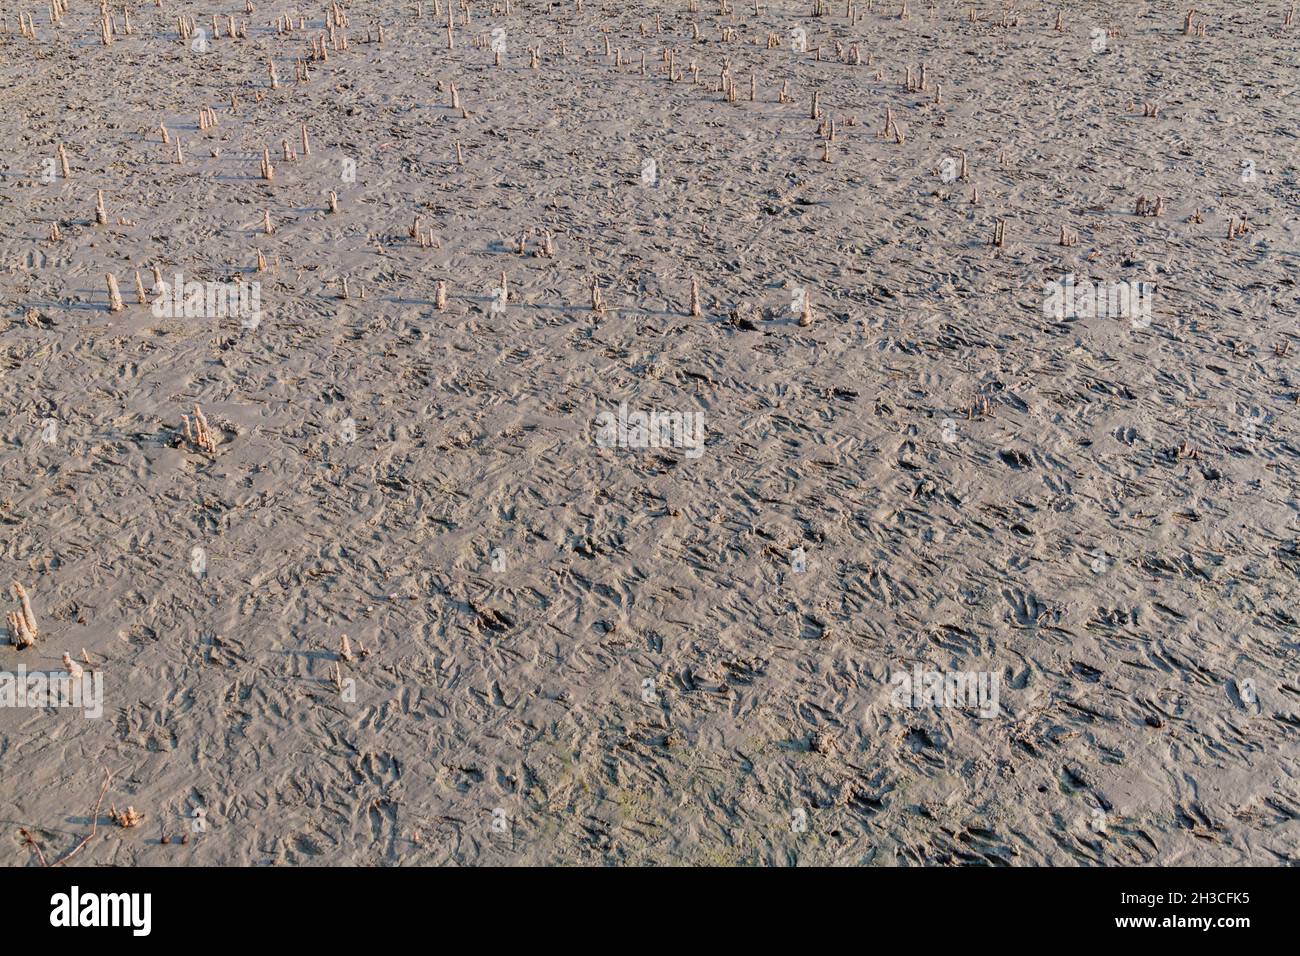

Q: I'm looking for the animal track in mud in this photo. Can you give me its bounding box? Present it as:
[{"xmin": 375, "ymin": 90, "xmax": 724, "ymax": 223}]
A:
[{"xmin": 1001, "ymin": 587, "xmax": 1044, "ymax": 627}]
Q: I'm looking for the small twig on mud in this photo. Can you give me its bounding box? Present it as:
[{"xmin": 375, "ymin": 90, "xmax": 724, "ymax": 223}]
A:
[
  {"xmin": 48, "ymin": 767, "xmax": 113, "ymax": 867},
  {"xmin": 19, "ymin": 828, "xmax": 48, "ymax": 867}
]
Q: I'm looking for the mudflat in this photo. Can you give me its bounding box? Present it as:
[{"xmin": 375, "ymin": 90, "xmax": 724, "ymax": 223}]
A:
[{"xmin": 1, "ymin": 0, "xmax": 1297, "ymax": 866}]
